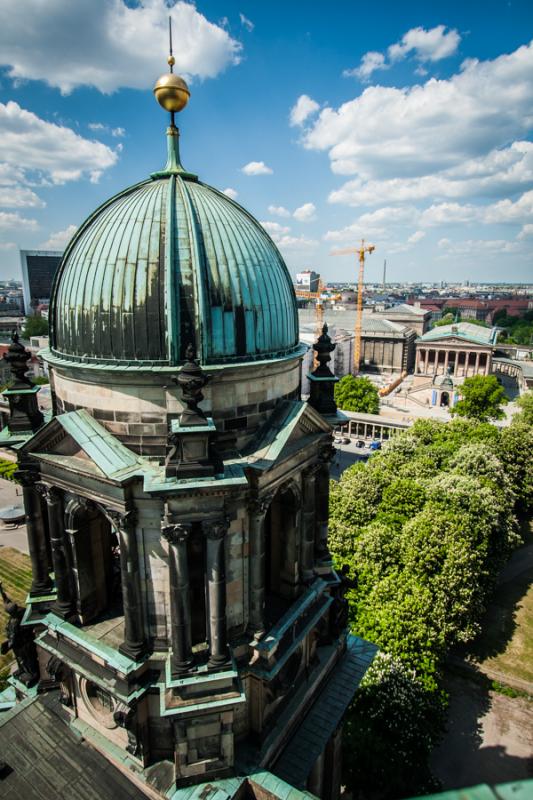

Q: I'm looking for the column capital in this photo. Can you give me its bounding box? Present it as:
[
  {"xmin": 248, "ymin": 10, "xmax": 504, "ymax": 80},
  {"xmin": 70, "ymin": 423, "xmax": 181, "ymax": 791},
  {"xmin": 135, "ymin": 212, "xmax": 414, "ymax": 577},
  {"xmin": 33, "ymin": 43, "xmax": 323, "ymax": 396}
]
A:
[
  {"xmin": 162, "ymin": 522, "xmax": 192, "ymax": 546},
  {"xmin": 37, "ymin": 484, "xmax": 62, "ymax": 506},
  {"xmin": 203, "ymin": 517, "xmax": 229, "ymax": 540},
  {"xmin": 247, "ymin": 491, "xmax": 274, "ymax": 516},
  {"xmin": 318, "ymin": 442, "xmax": 336, "ymax": 465},
  {"xmin": 105, "ymin": 507, "xmax": 137, "ymax": 531},
  {"xmin": 15, "ymin": 468, "xmax": 39, "ymax": 488}
]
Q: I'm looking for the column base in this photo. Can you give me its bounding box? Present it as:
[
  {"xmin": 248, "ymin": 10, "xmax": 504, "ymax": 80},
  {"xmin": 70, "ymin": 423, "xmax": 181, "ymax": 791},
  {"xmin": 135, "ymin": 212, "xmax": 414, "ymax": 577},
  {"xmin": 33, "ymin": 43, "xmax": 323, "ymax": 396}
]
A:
[
  {"xmin": 208, "ymin": 652, "xmax": 230, "ymax": 670},
  {"xmin": 119, "ymin": 640, "xmax": 148, "ymax": 662},
  {"xmin": 29, "ymin": 580, "xmax": 53, "ymax": 598},
  {"xmin": 50, "ymin": 601, "xmax": 75, "ymax": 621},
  {"xmin": 171, "ymin": 657, "xmax": 195, "ymax": 677}
]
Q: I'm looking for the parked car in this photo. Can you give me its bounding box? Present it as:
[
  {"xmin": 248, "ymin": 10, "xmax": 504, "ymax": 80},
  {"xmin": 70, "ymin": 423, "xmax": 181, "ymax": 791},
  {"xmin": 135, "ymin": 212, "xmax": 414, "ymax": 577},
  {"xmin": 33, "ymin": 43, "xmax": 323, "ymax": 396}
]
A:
[
  {"xmin": 369, "ymin": 440, "xmax": 382, "ymax": 451},
  {"xmin": 354, "ymin": 440, "xmax": 365, "ymax": 448}
]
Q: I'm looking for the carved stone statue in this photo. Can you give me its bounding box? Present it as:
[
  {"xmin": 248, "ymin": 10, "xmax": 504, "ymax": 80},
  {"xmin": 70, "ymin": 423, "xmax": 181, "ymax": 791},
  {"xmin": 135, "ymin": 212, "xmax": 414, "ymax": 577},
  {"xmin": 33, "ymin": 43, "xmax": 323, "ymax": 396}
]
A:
[{"xmin": 0, "ymin": 582, "xmax": 39, "ymax": 687}]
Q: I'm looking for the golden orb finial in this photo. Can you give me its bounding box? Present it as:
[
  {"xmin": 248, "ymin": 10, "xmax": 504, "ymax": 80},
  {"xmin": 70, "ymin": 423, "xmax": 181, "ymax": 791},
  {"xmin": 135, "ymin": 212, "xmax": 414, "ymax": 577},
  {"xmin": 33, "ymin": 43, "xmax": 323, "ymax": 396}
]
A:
[
  {"xmin": 154, "ymin": 16, "xmax": 190, "ymax": 115},
  {"xmin": 153, "ymin": 72, "xmax": 190, "ymax": 113}
]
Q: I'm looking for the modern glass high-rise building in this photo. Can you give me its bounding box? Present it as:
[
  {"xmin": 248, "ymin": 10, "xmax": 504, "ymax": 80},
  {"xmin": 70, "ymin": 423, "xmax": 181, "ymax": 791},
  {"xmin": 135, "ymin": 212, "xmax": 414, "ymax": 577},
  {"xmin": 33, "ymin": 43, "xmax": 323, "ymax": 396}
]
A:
[{"xmin": 20, "ymin": 249, "xmax": 62, "ymax": 314}]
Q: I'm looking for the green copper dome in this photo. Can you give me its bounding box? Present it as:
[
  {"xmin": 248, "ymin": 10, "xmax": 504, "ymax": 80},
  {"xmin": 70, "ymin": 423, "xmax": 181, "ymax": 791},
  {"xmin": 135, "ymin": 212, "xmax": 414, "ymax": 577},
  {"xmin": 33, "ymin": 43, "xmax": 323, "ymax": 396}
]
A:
[{"xmin": 50, "ymin": 158, "xmax": 299, "ymax": 367}]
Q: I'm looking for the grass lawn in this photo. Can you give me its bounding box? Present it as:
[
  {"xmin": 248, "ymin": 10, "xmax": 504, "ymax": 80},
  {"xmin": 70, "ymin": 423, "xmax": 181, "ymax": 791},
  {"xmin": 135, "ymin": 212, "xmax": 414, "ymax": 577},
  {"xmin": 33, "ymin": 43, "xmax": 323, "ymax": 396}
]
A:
[
  {"xmin": 467, "ymin": 526, "xmax": 533, "ymax": 687},
  {"xmin": 0, "ymin": 547, "xmax": 32, "ymax": 682}
]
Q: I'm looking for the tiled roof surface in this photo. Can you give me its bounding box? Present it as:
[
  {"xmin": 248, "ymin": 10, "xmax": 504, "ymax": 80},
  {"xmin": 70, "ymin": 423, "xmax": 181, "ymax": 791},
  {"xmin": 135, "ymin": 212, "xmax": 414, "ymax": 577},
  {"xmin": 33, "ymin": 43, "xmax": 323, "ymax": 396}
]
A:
[
  {"xmin": 418, "ymin": 322, "xmax": 497, "ymax": 345},
  {"xmin": 272, "ymin": 635, "xmax": 377, "ymax": 788},
  {"xmin": 0, "ymin": 694, "xmax": 147, "ymax": 800}
]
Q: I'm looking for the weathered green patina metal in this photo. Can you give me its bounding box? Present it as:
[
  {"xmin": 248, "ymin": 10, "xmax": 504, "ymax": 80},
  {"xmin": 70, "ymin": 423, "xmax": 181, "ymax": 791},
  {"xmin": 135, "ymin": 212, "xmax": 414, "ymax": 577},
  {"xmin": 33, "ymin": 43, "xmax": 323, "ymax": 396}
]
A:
[{"xmin": 49, "ymin": 130, "xmax": 299, "ymax": 368}]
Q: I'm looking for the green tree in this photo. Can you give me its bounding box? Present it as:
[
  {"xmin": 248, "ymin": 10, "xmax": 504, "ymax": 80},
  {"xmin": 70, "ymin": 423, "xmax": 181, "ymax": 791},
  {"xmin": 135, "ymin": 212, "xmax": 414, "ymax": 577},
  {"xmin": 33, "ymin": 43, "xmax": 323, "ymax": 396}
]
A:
[
  {"xmin": 451, "ymin": 374, "xmax": 508, "ymax": 422},
  {"xmin": 343, "ymin": 652, "xmax": 444, "ymax": 799},
  {"xmin": 21, "ymin": 315, "xmax": 49, "ymax": 339},
  {"xmin": 328, "ymin": 411, "xmax": 530, "ymax": 796},
  {"xmin": 334, "ymin": 374, "xmax": 379, "ymax": 414},
  {"xmin": 514, "ymin": 390, "xmax": 533, "ymax": 426}
]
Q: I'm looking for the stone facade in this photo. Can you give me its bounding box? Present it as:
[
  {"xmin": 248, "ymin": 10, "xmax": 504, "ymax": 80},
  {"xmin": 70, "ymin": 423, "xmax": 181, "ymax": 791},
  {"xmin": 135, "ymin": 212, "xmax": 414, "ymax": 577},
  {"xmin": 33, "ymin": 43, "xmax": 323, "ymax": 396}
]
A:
[{"xmin": 2, "ymin": 346, "xmax": 370, "ymax": 798}]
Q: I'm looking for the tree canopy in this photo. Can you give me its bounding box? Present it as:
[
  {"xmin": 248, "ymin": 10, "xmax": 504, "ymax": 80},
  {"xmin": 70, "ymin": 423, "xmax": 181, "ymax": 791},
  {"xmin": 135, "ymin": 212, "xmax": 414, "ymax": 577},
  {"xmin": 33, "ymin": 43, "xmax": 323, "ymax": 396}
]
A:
[
  {"xmin": 494, "ymin": 309, "xmax": 533, "ymax": 345},
  {"xmin": 334, "ymin": 374, "xmax": 379, "ymax": 414},
  {"xmin": 21, "ymin": 315, "xmax": 49, "ymax": 339},
  {"xmin": 330, "ymin": 411, "xmax": 532, "ymax": 796},
  {"xmin": 450, "ymin": 374, "xmax": 508, "ymax": 422}
]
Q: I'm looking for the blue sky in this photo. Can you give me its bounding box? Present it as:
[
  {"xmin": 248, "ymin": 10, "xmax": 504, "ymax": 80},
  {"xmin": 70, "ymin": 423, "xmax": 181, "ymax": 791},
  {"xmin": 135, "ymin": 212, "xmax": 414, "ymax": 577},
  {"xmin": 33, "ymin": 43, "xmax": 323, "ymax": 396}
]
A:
[{"xmin": 0, "ymin": 0, "xmax": 532, "ymax": 284}]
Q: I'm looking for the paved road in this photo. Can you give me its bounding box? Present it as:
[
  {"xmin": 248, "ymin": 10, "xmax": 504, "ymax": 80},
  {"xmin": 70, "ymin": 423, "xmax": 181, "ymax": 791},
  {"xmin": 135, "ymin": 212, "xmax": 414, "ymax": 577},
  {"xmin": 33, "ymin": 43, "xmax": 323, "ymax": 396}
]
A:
[
  {"xmin": 330, "ymin": 441, "xmax": 370, "ymax": 480},
  {"xmin": 0, "ymin": 477, "xmax": 29, "ymax": 555},
  {"xmin": 431, "ymin": 672, "xmax": 533, "ymax": 789}
]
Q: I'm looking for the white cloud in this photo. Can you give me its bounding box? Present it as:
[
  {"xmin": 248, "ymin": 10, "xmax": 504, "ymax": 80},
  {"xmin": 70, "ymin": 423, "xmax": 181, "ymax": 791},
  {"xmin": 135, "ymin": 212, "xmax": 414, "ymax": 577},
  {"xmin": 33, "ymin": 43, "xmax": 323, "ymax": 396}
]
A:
[
  {"xmin": 260, "ymin": 220, "xmax": 317, "ymax": 252},
  {"xmin": 241, "ymin": 161, "xmax": 273, "ymax": 176},
  {"xmin": 419, "ymin": 202, "xmax": 479, "ymax": 226},
  {"xmin": 0, "ymin": 211, "xmax": 38, "ymax": 230},
  {"xmin": 305, "ymin": 42, "xmax": 533, "ymax": 192},
  {"xmin": 289, "ymin": 94, "xmax": 320, "ymax": 127},
  {"xmin": 275, "ymin": 235, "xmax": 318, "ymax": 251},
  {"xmin": 260, "ymin": 221, "xmax": 291, "ymax": 236},
  {"xmin": 437, "ymin": 238, "xmax": 522, "ymax": 256},
  {"xmin": 482, "ymin": 189, "xmax": 533, "ymax": 224},
  {"xmin": 293, "ymin": 202, "xmax": 316, "ymax": 222},
  {"xmin": 518, "ymin": 224, "xmax": 533, "ymax": 239},
  {"xmin": 239, "ymin": 12, "xmax": 254, "ymax": 32},
  {"xmin": 388, "ymin": 25, "xmax": 460, "ymax": 63},
  {"xmin": 268, "ymin": 205, "xmax": 290, "ymax": 217},
  {"xmin": 327, "ymin": 142, "xmax": 533, "ymax": 206},
  {"xmin": 89, "ymin": 122, "xmax": 125, "ymax": 138},
  {"xmin": 0, "ymin": 101, "xmax": 118, "ymax": 184},
  {"xmin": 40, "ymin": 224, "xmax": 78, "ymax": 250},
  {"xmin": 222, "ymin": 187, "xmax": 238, "ymax": 199},
  {"xmin": 357, "ymin": 206, "xmax": 418, "ymax": 226},
  {"xmin": 407, "ymin": 230, "xmax": 425, "ymax": 244},
  {"xmin": 344, "ymin": 26, "xmax": 459, "ymax": 84},
  {"xmin": 343, "ymin": 52, "xmax": 388, "ymax": 82},
  {"xmin": 324, "ymin": 223, "xmax": 386, "ymax": 243},
  {"xmin": 0, "ymin": 186, "xmax": 44, "ymax": 208},
  {"xmin": 0, "ymin": 241, "xmax": 16, "ymax": 251},
  {"xmin": 0, "ymin": 0, "xmax": 242, "ymax": 94}
]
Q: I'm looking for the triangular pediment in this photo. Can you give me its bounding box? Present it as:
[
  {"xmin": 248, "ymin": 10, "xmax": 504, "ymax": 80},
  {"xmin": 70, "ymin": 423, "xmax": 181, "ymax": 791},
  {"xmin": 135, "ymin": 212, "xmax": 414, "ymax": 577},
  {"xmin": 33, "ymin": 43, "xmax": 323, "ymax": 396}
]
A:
[
  {"xmin": 19, "ymin": 409, "xmax": 142, "ymax": 481},
  {"xmin": 244, "ymin": 400, "xmax": 331, "ymax": 471},
  {"xmin": 423, "ymin": 335, "xmax": 485, "ymax": 347}
]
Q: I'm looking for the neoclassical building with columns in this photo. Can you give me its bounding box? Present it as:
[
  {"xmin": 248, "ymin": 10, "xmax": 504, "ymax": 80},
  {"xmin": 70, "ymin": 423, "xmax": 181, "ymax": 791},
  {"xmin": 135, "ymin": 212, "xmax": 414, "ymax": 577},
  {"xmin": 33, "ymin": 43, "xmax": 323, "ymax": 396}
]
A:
[
  {"xmin": 0, "ymin": 58, "xmax": 375, "ymax": 800},
  {"xmin": 414, "ymin": 322, "xmax": 498, "ymax": 379}
]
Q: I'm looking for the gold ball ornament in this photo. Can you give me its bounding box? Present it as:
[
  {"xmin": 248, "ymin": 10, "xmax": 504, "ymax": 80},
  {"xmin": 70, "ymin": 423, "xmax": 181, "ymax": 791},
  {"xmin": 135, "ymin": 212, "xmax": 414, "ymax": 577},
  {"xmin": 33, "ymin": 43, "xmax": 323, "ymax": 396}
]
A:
[{"xmin": 153, "ymin": 72, "xmax": 190, "ymax": 113}]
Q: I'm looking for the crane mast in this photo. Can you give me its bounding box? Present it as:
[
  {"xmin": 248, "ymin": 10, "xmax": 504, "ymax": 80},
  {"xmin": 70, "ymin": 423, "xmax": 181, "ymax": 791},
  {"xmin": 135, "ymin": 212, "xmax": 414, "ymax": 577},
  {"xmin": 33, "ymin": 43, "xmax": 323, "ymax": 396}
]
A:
[{"xmin": 331, "ymin": 240, "xmax": 375, "ymax": 374}]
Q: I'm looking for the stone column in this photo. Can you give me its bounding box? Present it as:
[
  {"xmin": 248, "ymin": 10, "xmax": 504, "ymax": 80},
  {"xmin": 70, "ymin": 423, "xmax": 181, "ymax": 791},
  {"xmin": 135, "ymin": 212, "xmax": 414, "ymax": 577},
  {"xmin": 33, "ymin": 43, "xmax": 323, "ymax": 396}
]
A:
[
  {"xmin": 247, "ymin": 494, "xmax": 272, "ymax": 639},
  {"xmin": 109, "ymin": 510, "xmax": 146, "ymax": 661},
  {"xmin": 40, "ymin": 486, "xmax": 72, "ymax": 617},
  {"xmin": 301, "ymin": 465, "xmax": 320, "ymax": 581},
  {"xmin": 315, "ymin": 444, "xmax": 335, "ymax": 563},
  {"xmin": 204, "ymin": 518, "xmax": 229, "ymax": 668},
  {"xmin": 162, "ymin": 523, "xmax": 193, "ymax": 674},
  {"xmin": 453, "ymin": 351, "xmax": 459, "ymax": 377},
  {"xmin": 18, "ymin": 469, "xmax": 52, "ymax": 597},
  {"xmin": 444, "ymin": 350, "xmax": 449, "ymax": 374}
]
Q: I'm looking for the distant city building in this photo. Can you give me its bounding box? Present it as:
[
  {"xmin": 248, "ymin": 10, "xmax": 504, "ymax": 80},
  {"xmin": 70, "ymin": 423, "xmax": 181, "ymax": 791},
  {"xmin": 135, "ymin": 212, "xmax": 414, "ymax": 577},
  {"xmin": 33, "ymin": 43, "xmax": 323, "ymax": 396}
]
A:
[
  {"xmin": 373, "ymin": 303, "xmax": 431, "ymax": 336},
  {"xmin": 415, "ymin": 322, "xmax": 498, "ymax": 378},
  {"xmin": 295, "ymin": 269, "xmax": 320, "ymax": 293},
  {"xmin": 20, "ymin": 249, "xmax": 62, "ymax": 315}
]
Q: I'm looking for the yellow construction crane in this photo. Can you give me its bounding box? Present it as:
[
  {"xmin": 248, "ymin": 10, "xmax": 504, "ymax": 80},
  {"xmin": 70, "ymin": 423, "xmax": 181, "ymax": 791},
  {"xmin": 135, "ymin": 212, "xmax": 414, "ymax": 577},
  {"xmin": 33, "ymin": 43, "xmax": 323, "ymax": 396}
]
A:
[
  {"xmin": 295, "ymin": 279, "xmax": 325, "ymax": 366},
  {"xmin": 331, "ymin": 241, "xmax": 375, "ymax": 373}
]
